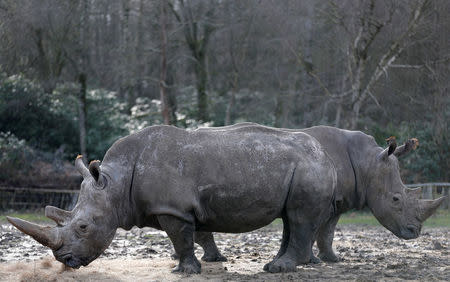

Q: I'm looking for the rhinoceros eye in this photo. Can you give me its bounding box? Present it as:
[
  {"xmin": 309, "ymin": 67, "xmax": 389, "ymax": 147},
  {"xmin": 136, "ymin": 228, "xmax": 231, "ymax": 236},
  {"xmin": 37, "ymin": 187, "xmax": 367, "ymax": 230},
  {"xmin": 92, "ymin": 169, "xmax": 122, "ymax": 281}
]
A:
[
  {"xmin": 393, "ymin": 196, "xmax": 400, "ymax": 202},
  {"xmin": 78, "ymin": 224, "xmax": 88, "ymax": 233}
]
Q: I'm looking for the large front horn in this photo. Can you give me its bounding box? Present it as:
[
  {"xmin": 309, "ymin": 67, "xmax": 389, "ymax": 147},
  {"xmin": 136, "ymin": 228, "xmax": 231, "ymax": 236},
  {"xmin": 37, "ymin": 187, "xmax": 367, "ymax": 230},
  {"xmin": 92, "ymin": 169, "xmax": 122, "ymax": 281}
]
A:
[
  {"xmin": 418, "ymin": 196, "xmax": 446, "ymax": 222},
  {"xmin": 45, "ymin": 206, "xmax": 72, "ymax": 226},
  {"xmin": 394, "ymin": 138, "xmax": 419, "ymax": 158},
  {"xmin": 75, "ymin": 154, "xmax": 90, "ymax": 178},
  {"xmin": 7, "ymin": 216, "xmax": 62, "ymax": 249}
]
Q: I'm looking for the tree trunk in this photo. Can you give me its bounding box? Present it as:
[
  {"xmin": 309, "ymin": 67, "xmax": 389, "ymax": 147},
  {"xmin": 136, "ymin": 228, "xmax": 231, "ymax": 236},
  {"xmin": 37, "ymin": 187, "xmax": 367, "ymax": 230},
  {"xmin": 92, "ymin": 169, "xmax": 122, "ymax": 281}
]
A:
[
  {"xmin": 77, "ymin": 73, "xmax": 87, "ymax": 160},
  {"xmin": 350, "ymin": 99, "xmax": 362, "ymax": 130},
  {"xmin": 224, "ymin": 91, "xmax": 235, "ymax": 126},
  {"xmin": 159, "ymin": 1, "xmax": 171, "ymax": 125},
  {"xmin": 120, "ymin": 0, "xmax": 132, "ymax": 113},
  {"xmin": 274, "ymin": 91, "xmax": 284, "ymax": 128},
  {"xmin": 195, "ymin": 54, "xmax": 209, "ymax": 122},
  {"xmin": 225, "ymin": 72, "xmax": 238, "ymax": 125}
]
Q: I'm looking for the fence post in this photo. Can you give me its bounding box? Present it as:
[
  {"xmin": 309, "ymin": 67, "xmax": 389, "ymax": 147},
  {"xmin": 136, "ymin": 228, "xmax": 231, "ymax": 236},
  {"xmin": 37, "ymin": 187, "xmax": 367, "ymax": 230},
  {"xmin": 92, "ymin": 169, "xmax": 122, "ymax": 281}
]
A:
[
  {"xmin": 443, "ymin": 187, "xmax": 449, "ymax": 210},
  {"xmin": 422, "ymin": 185, "xmax": 433, "ymax": 200}
]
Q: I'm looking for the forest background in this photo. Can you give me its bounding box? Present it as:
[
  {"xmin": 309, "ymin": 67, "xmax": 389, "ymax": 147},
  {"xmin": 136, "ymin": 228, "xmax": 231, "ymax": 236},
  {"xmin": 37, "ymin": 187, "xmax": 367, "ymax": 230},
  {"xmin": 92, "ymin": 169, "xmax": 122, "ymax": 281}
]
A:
[{"xmin": 0, "ymin": 0, "xmax": 448, "ymax": 188}]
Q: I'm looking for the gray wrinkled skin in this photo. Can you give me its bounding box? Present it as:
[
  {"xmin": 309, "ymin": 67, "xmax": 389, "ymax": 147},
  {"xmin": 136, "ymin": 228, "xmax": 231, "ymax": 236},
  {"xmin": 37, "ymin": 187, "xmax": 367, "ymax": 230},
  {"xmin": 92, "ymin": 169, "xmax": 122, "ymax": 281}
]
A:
[
  {"xmin": 8, "ymin": 124, "xmax": 338, "ymax": 274},
  {"xmin": 195, "ymin": 123, "xmax": 445, "ymax": 264}
]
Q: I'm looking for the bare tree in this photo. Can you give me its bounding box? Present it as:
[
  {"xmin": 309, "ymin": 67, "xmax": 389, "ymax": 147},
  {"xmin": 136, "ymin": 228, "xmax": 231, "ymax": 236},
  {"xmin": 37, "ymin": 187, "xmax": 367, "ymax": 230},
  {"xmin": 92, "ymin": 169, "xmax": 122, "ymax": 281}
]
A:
[
  {"xmin": 169, "ymin": 0, "xmax": 218, "ymax": 122},
  {"xmin": 159, "ymin": 1, "xmax": 171, "ymax": 125}
]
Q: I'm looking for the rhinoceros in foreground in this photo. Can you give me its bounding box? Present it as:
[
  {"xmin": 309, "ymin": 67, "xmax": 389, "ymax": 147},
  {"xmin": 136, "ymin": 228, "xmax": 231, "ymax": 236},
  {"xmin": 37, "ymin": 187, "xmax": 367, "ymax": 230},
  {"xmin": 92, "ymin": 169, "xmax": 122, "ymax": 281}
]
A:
[
  {"xmin": 191, "ymin": 123, "xmax": 446, "ymax": 265},
  {"xmin": 8, "ymin": 124, "xmax": 338, "ymax": 273}
]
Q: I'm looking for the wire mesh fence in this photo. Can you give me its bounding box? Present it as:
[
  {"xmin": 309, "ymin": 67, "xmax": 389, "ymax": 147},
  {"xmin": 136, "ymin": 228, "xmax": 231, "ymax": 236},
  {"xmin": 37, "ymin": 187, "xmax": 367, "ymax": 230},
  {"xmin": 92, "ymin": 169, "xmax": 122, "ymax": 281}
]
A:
[
  {"xmin": 0, "ymin": 186, "xmax": 79, "ymax": 211},
  {"xmin": 0, "ymin": 183, "xmax": 449, "ymax": 212}
]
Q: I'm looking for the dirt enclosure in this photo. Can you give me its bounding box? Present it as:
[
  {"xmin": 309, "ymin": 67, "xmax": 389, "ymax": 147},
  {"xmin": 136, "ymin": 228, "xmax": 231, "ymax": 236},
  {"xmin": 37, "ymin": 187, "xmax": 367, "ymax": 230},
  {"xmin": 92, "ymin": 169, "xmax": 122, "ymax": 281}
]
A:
[{"xmin": 0, "ymin": 223, "xmax": 449, "ymax": 281}]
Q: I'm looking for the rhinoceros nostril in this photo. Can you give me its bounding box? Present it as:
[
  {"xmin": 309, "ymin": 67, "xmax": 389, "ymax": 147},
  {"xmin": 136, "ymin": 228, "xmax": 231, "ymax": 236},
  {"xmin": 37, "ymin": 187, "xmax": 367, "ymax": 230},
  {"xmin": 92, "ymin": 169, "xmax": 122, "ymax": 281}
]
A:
[
  {"xmin": 65, "ymin": 256, "xmax": 72, "ymax": 264},
  {"xmin": 406, "ymin": 225, "xmax": 418, "ymax": 237}
]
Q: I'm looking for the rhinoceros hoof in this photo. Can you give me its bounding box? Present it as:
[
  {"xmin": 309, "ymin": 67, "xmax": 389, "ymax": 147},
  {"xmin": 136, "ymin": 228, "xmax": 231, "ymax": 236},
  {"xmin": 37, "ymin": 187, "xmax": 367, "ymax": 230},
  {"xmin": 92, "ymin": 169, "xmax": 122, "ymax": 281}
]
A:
[
  {"xmin": 201, "ymin": 254, "xmax": 227, "ymax": 262},
  {"xmin": 263, "ymin": 260, "xmax": 297, "ymax": 273},
  {"xmin": 172, "ymin": 262, "xmax": 201, "ymax": 274},
  {"xmin": 171, "ymin": 253, "xmax": 180, "ymax": 260},
  {"xmin": 318, "ymin": 252, "xmax": 340, "ymax": 263},
  {"xmin": 310, "ymin": 255, "xmax": 322, "ymax": 264}
]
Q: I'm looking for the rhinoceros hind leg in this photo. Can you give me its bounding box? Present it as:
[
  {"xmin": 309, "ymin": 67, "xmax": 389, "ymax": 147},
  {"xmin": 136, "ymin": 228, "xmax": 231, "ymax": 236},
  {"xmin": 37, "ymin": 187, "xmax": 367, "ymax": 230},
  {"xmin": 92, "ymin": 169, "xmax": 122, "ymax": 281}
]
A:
[
  {"xmin": 264, "ymin": 216, "xmax": 317, "ymax": 273},
  {"xmin": 318, "ymin": 251, "xmax": 340, "ymax": 262},
  {"xmin": 170, "ymin": 252, "xmax": 179, "ymax": 260},
  {"xmin": 309, "ymin": 254, "xmax": 321, "ymax": 264},
  {"xmin": 316, "ymin": 214, "xmax": 340, "ymax": 263},
  {"xmin": 158, "ymin": 215, "xmax": 201, "ymax": 274},
  {"xmin": 263, "ymin": 215, "xmax": 290, "ymax": 271},
  {"xmin": 194, "ymin": 232, "xmax": 227, "ymax": 262}
]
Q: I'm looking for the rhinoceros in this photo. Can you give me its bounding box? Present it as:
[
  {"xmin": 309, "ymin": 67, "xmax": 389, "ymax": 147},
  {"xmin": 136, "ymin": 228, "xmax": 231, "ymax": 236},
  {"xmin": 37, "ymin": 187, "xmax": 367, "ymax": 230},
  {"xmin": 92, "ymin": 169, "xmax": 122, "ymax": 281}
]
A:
[
  {"xmin": 192, "ymin": 122, "xmax": 446, "ymax": 265},
  {"xmin": 7, "ymin": 124, "xmax": 338, "ymax": 273}
]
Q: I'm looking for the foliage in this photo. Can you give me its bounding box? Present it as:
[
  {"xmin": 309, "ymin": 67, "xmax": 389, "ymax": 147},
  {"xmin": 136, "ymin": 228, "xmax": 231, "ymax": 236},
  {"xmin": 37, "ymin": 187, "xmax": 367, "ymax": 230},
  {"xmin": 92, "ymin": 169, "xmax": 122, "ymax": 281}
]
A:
[
  {"xmin": 404, "ymin": 123, "xmax": 450, "ymax": 183},
  {"xmin": 85, "ymin": 89, "xmax": 129, "ymax": 160},
  {"xmin": 369, "ymin": 121, "xmax": 450, "ymax": 183},
  {"xmin": 0, "ymin": 74, "xmax": 76, "ymax": 153},
  {"xmin": 0, "ymin": 0, "xmax": 448, "ymax": 184},
  {"xmin": 0, "ymin": 132, "xmax": 35, "ymax": 180},
  {"xmin": 125, "ymin": 97, "xmax": 164, "ymax": 134},
  {"xmin": 127, "ymin": 91, "xmax": 215, "ymax": 131}
]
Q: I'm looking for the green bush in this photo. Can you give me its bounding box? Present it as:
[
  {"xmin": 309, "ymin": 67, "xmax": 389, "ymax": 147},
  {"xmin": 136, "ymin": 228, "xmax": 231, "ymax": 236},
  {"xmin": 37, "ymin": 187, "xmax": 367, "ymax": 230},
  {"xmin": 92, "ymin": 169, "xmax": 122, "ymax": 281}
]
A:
[
  {"xmin": 369, "ymin": 122, "xmax": 449, "ymax": 183},
  {"xmin": 0, "ymin": 74, "xmax": 77, "ymax": 154},
  {"xmin": 0, "ymin": 132, "xmax": 34, "ymax": 180}
]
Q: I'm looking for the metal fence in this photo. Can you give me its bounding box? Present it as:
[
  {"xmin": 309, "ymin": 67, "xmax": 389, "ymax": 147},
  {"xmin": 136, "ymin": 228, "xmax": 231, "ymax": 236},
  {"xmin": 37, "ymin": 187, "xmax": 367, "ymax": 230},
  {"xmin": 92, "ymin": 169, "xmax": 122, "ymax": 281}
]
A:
[
  {"xmin": 0, "ymin": 183, "xmax": 449, "ymax": 212},
  {"xmin": 0, "ymin": 186, "xmax": 79, "ymax": 211},
  {"xmin": 405, "ymin": 183, "xmax": 450, "ymax": 209}
]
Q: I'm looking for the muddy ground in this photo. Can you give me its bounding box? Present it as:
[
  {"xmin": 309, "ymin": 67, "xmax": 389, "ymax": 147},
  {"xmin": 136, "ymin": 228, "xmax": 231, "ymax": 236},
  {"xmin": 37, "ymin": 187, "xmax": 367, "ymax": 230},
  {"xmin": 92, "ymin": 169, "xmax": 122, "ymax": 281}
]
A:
[{"xmin": 0, "ymin": 223, "xmax": 449, "ymax": 281}]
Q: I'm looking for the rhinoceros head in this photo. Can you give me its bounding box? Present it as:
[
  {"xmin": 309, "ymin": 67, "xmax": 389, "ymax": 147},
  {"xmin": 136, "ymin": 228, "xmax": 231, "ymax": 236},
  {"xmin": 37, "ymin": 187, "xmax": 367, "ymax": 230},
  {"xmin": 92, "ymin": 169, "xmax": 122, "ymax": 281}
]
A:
[
  {"xmin": 7, "ymin": 156, "xmax": 118, "ymax": 268},
  {"xmin": 364, "ymin": 137, "xmax": 445, "ymax": 239}
]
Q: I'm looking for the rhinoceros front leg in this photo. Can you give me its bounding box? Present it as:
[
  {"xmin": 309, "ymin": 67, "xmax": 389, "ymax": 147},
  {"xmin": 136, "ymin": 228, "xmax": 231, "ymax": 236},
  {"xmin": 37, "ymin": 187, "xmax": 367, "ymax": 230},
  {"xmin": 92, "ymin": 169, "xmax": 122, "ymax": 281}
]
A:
[
  {"xmin": 158, "ymin": 215, "xmax": 201, "ymax": 274},
  {"xmin": 316, "ymin": 214, "xmax": 340, "ymax": 262},
  {"xmin": 171, "ymin": 232, "xmax": 227, "ymax": 262}
]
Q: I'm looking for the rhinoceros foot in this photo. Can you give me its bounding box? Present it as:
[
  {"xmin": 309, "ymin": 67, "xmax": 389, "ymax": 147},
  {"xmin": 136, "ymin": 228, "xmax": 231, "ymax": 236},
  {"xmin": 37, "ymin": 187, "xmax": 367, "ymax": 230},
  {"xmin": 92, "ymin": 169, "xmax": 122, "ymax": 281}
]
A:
[
  {"xmin": 309, "ymin": 254, "xmax": 322, "ymax": 264},
  {"xmin": 172, "ymin": 256, "xmax": 201, "ymax": 274},
  {"xmin": 318, "ymin": 251, "xmax": 340, "ymax": 262},
  {"xmin": 201, "ymin": 253, "xmax": 227, "ymax": 262},
  {"xmin": 171, "ymin": 253, "xmax": 179, "ymax": 260},
  {"xmin": 263, "ymin": 258, "xmax": 297, "ymax": 273}
]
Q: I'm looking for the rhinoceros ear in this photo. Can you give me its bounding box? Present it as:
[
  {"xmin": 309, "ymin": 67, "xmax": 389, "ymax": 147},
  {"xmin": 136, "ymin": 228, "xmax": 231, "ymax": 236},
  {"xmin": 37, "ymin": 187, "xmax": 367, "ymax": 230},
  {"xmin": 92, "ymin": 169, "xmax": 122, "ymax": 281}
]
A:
[
  {"xmin": 378, "ymin": 136, "xmax": 397, "ymax": 161},
  {"xmin": 75, "ymin": 155, "xmax": 90, "ymax": 178},
  {"xmin": 89, "ymin": 160, "xmax": 106, "ymax": 188},
  {"xmin": 394, "ymin": 138, "xmax": 419, "ymax": 158}
]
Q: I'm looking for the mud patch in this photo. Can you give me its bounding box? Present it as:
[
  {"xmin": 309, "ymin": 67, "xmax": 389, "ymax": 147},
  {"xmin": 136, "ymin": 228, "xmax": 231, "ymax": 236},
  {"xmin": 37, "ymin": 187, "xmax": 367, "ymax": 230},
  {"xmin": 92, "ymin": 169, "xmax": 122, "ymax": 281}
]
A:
[{"xmin": 0, "ymin": 224, "xmax": 449, "ymax": 281}]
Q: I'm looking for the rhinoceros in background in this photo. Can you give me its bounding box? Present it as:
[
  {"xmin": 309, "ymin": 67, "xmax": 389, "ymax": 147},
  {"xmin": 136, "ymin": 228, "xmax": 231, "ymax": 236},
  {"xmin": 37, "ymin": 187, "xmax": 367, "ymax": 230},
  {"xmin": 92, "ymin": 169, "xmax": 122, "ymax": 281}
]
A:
[
  {"xmin": 193, "ymin": 123, "xmax": 446, "ymax": 265},
  {"xmin": 7, "ymin": 124, "xmax": 338, "ymax": 274}
]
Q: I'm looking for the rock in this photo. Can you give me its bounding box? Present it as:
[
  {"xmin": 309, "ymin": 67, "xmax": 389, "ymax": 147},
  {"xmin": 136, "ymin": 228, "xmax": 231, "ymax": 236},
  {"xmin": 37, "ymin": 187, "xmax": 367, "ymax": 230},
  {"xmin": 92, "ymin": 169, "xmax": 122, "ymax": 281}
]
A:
[{"xmin": 432, "ymin": 240, "xmax": 445, "ymax": 250}]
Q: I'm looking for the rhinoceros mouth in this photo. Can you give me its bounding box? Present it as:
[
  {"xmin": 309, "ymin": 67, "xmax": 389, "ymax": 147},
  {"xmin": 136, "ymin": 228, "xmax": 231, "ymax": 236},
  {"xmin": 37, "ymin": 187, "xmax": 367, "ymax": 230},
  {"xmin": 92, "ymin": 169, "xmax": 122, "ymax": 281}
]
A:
[
  {"xmin": 399, "ymin": 224, "xmax": 420, "ymax": 240},
  {"xmin": 58, "ymin": 253, "xmax": 82, "ymax": 269}
]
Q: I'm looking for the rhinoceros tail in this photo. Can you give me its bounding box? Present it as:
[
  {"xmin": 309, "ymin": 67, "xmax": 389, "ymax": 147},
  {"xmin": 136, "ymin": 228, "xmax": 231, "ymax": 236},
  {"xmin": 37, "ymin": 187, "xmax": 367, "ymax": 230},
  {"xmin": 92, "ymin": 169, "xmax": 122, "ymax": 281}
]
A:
[
  {"xmin": 194, "ymin": 204, "xmax": 208, "ymax": 224},
  {"xmin": 193, "ymin": 186, "xmax": 209, "ymax": 224}
]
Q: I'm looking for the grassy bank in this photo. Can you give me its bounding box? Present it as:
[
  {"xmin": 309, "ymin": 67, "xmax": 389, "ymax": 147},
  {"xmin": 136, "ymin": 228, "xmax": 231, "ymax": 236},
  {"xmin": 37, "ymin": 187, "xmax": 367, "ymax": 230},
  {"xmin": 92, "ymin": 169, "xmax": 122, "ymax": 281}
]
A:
[
  {"xmin": 0, "ymin": 211, "xmax": 50, "ymax": 223},
  {"xmin": 1, "ymin": 209, "xmax": 449, "ymax": 227},
  {"xmin": 338, "ymin": 209, "xmax": 450, "ymax": 227}
]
